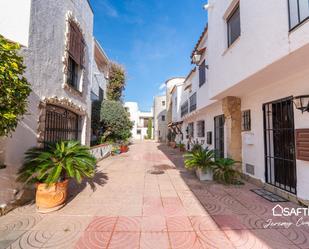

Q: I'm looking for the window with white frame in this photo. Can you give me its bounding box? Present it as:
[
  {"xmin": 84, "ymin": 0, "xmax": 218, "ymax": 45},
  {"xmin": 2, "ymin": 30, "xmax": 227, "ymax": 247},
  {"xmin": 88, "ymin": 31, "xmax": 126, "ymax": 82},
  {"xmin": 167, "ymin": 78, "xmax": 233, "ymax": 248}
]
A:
[
  {"xmin": 227, "ymin": 3, "xmax": 241, "ymax": 47},
  {"xmin": 199, "ymin": 60, "xmax": 206, "ymax": 87}
]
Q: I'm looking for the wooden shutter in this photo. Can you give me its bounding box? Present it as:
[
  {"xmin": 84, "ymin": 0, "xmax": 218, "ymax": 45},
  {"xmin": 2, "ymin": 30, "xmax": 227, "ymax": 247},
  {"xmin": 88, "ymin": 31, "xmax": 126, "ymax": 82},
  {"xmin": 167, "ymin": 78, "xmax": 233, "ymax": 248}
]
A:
[
  {"xmin": 296, "ymin": 129, "xmax": 309, "ymax": 161},
  {"xmin": 68, "ymin": 21, "xmax": 84, "ymax": 66}
]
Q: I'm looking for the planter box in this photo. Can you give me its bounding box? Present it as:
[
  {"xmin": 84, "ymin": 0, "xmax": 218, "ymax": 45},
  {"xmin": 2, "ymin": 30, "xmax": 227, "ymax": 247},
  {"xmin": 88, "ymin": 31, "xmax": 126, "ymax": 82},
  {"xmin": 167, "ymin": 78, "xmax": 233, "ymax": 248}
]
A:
[
  {"xmin": 90, "ymin": 144, "xmax": 112, "ymax": 160},
  {"xmin": 195, "ymin": 168, "xmax": 213, "ymax": 181}
]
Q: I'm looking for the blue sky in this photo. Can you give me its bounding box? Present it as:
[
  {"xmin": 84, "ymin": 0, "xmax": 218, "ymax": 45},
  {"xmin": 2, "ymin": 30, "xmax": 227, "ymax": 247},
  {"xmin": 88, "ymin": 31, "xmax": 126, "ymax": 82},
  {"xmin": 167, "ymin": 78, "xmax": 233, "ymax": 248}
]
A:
[{"xmin": 89, "ymin": 0, "xmax": 208, "ymax": 111}]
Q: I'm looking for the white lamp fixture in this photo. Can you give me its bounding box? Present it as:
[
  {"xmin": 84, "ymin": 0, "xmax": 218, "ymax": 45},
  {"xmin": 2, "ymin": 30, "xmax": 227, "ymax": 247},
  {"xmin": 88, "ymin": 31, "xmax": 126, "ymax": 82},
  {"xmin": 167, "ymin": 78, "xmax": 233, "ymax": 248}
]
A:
[
  {"xmin": 203, "ymin": 3, "xmax": 214, "ymax": 10},
  {"xmin": 192, "ymin": 52, "xmax": 201, "ymax": 65}
]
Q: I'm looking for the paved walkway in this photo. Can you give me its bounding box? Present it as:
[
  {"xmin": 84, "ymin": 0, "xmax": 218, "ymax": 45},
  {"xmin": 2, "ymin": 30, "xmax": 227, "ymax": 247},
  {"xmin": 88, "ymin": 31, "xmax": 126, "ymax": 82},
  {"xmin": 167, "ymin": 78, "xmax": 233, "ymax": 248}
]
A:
[{"xmin": 1, "ymin": 141, "xmax": 309, "ymax": 248}]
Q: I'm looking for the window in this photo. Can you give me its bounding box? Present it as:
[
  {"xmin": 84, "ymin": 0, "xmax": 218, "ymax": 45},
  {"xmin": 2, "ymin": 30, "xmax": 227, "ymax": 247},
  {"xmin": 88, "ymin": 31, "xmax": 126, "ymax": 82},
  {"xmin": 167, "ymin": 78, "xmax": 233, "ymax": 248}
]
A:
[
  {"xmin": 44, "ymin": 105, "xmax": 80, "ymax": 147},
  {"xmin": 137, "ymin": 129, "xmax": 141, "ymax": 135},
  {"xmin": 189, "ymin": 93, "xmax": 197, "ymax": 112},
  {"xmin": 67, "ymin": 20, "xmax": 85, "ymax": 91},
  {"xmin": 67, "ymin": 57, "xmax": 79, "ymax": 89},
  {"xmin": 99, "ymin": 87, "xmax": 104, "ymax": 101},
  {"xmin": 197, "ymin": 120, "xmax": 205, "ymax": 137},
  {"xmin": 288, "ymin": 0, "xmax": 309, "ymax": 30},
  {"xmin": 181, "ymin": 101, "xmax": 189, "ymax": 117},
  {"xmin": 199, "ymin": 60, "xmax": 206, "ymax": 87},
  {"xmin": 161, "ymin": 115, "xmax": 165, "ymax": 121},
  {"xmin": 227, "ymin": 4, "xmax": 241, "ymax": 47},
  {"xmin": 242, "ymin": 110, "xmax": 251, "ymax": 131},
  {"xmin": 175, "ymin": 97, "xmax": 177, "ymax": 108},
  {"xmin": 207, "ymin": 131, "xmax": 212, "ymax": 145},
  {"xmin": 188, "ymin": 123, "xmax": 194, "ymax": 137},
  {"xmin": 162, "ymin": 101, "xmax": 165, "ymax": 106}
]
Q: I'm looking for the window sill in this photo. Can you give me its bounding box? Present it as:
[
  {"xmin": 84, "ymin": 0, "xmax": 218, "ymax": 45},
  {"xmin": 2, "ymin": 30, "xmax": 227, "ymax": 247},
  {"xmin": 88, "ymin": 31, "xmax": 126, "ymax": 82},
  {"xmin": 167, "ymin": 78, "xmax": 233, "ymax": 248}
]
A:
[
  {"xmin": 63, "ymin": 83, "xmax": 83, "ymax": 97},
  {"xmin": 222, "ymin": 36, "xmax": 241, "ymax": 56}
]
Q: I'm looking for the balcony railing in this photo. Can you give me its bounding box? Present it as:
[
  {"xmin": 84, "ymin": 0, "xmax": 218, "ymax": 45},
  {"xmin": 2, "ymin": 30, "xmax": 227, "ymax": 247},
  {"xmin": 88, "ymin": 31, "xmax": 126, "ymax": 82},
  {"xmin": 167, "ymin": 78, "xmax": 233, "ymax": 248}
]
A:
[
  {"xmin": 189, "ymin": 92, "xmax": 197, "ymax": 112},
  {"xmin": 181, "ymin": 101, "xmax": 189, "ymax": 117}
]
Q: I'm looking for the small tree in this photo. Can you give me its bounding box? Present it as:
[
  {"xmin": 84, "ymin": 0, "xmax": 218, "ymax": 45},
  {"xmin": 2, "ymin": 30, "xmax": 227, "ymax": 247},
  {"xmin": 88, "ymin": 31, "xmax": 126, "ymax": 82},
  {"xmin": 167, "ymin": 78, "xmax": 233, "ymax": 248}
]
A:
[
  {"xmin": 100, "ymin": 100, "xmax": 132, "ymax": 142},
  {"xmin": 0, "ymin": 35, "xmax": 31, "ymax": 136},
  {"xmin": 147, "ymin": 118, "xmax": 152, "ymax": 139},
  {"xmin": 106, "ymin": 62, "xmax": 125, "ymax": 101}
]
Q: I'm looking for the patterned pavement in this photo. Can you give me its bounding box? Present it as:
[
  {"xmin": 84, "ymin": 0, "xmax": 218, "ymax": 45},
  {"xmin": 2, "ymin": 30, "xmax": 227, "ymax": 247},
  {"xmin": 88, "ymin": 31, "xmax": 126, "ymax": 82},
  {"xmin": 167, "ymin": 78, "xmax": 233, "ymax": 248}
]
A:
[{"xmin": 1, "ymin": 141, "xmax": 309, "ymax": 249}]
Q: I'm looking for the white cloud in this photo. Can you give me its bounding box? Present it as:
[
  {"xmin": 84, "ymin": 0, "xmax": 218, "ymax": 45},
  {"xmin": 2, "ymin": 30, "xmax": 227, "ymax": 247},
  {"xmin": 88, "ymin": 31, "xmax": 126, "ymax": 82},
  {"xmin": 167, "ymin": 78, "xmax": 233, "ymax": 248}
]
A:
[{"xmin": 159, "ymin": 83, "xmax": 166, "ymax": 90}]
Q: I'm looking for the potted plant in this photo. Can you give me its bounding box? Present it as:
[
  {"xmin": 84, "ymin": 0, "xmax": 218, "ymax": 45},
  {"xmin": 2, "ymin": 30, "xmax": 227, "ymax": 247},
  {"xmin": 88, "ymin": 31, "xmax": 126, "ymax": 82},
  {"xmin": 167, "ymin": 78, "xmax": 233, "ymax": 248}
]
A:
[
  {"xmin": 184, "ymin": 146, "xmax": 215, "ymax": 181},
  {"xmin": 112, "ymin": 144, "xmax": 121, "ymax": 155},
  {"xmin": 17, "ymin": 141, "xmax": 96, "ymax": 213},
  {"xmin": 178, "ymin": 143, "xmax": 185, "ymax": 152},
  {"xmin": 212, "ymin": 158, "xmax": 242, "ymax": 185},
  {"xmin": 120, "ymin": 141, "xmax": 129, "ymax": 153}
]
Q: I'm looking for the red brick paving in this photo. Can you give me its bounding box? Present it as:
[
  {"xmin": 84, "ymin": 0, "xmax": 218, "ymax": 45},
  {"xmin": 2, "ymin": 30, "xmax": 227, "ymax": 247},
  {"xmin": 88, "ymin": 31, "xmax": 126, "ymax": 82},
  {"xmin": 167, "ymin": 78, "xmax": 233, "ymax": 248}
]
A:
[{"xmin": 1, "ymin": 141, "xmax": 309, "ymax": 249}]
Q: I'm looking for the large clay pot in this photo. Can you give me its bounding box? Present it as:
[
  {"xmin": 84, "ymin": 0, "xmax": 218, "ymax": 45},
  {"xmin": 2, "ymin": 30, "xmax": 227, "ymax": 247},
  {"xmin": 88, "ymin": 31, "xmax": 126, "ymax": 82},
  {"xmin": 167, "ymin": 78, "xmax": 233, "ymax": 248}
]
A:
[{"xmin": 35, "ymin": 179, "xmax": 69, "ymax": 213}]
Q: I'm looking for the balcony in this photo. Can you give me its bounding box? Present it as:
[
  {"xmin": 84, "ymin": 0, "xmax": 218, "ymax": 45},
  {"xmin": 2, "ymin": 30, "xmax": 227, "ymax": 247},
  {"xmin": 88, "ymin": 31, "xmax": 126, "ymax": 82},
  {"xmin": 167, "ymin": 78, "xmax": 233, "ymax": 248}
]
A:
[
  {"xmin": 189, "ymin": 92, "xmax": 197, "ymax": 112},
  {"xmin": 181, "ymin": 101, "xmax": 189, "ymax": 117}
]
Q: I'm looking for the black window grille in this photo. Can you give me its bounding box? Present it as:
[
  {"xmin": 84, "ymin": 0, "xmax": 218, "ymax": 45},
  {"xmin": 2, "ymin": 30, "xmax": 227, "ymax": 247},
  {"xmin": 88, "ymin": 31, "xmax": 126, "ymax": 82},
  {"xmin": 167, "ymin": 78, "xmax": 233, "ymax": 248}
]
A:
[
  {"xmin": 242, "ymin": 110, "xmax": 251, "ymax": 131},
  {"xmin": 197, "ymin": 120, "xmax": 205, "ymax": 137},
  {"xmin": 188, "ymin": 122, "xmax": 194, "ymax": 137},
  {"xmin": 189, "ymin": 93, "xmax": 197, "ymax": 112},
  {"xmin": 288, "ymin": 0, "xmax": 309, "ymax": 30},
  {"xmin": 227, "ymin": 4, "xmax": 241, "ymax": 47},
  {"xmin": 44, "ymin": 105, "xmax": 80, "ymax": 146},
  {"xmin": 207, "ymin": 131, "xmax": 212, "ymax": 145},
  {"xmin": 67, "ymin": 56, "xmax": 79, "ymax": 90},
  {"xmin": 99, "ymin": 87, "xmax": 104, "ymax": 102},
  {"xmin": 161, "ymin": 115, "xmax": 165, "ymax": 121},
  {"xmin": 199, "ymin": 60, "xmax": 206, "ymax": 87},
  {"xmin": 181, "ymin": 101, "xmax": 189, "ymax": 117},
  {"xmin": 214, "ymin": 115, "xmax": 225, "ymax": 158}
]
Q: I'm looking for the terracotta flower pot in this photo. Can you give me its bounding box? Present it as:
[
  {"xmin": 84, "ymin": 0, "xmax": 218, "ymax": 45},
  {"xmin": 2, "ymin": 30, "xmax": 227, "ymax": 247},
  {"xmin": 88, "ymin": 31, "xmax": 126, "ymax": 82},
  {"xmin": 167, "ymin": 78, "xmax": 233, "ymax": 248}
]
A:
[
  {"xmin": 35, "ymin": 179, "xmax": 69, "ymax": 213},
  {"xmin": 120, "ymin": 145, "xmax": 129, "ymax": 153}
]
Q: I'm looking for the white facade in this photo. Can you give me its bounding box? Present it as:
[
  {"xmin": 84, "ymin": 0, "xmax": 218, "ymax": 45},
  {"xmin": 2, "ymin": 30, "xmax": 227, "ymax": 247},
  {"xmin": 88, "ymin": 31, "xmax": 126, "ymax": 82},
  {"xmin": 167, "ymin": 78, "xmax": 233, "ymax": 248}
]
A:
[
  {"xmin": 125, "ymin": 102, "xmax": 153, "ymax": 140},
  {"xmin": 174, "ymin": 0, "xmax": 309, "ymax": 201},
  {"xmin": 0, "ymin": 0, "xmax": 94, "ymax": 205},
  {"xmin": 153, "ymin": 95, "xmax": 167, "ymax": 142}
]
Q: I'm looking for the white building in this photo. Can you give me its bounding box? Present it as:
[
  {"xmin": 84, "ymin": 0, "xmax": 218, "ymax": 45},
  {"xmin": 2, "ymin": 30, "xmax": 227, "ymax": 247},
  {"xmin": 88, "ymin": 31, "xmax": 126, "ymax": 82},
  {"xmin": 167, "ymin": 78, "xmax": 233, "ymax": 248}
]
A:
[
  {"xmin": 176, "ymin": 0, "xmax": 309, "ymax": 203},
  {"xmin": 153, "ymin": 95, "xmax": 167, "ymax": 142},
  {"xmin": 0, "ymin": 0, "xmax": 97, "ymax": 205},
  {"xmin": 125, "ymin": 102, "xmax": 153, "ymax": 140}
]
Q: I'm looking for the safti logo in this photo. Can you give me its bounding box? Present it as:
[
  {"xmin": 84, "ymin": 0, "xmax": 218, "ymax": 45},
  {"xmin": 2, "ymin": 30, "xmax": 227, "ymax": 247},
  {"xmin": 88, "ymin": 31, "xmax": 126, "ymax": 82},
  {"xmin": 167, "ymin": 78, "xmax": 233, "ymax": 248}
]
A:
[
  {"xmin": 272, "ymin": 204, "xmax": 284, "ymax": 216},
  {"xmin": 271, "ymin": 204, "xmax": 309, "ymax": 217}
]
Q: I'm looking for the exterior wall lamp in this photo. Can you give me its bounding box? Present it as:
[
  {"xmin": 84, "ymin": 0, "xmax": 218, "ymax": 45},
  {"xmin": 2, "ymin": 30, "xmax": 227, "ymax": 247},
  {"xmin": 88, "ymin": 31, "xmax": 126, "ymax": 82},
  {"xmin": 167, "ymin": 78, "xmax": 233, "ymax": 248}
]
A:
[
  {"xmin": 293, "ymin": 95, "xmax": 309, "ymax": 113},
  {"xmin": 192, "ymin": 52, "xmax": 201, "ymax": 65}
]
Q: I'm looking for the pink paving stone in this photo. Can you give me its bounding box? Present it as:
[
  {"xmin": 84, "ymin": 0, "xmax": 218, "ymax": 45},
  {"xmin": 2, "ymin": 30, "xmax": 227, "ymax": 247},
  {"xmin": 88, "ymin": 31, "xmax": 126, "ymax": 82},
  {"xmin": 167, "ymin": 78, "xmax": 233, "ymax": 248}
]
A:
[
  {"xmin": 75, "ymin": 231, "xmax": 112, "ymax": 249},
  {"xmin": 190, "ymin": 216, "xmax": 220, "ymax": 231},
  {"xmin": 140, "ymin": 232, "xmax": 170, "ymax": 249},
  {"xmin": 141, "ymin": 216, "xmax": 167, "ymax": 232},
  {"xmin": 108, "ymin": 232, "xmax": 140, "ymax": 249},
  {"xmin": 169, "ymin": 232, "xmax": 203, "ymax": 249},
  {"xmin": 166, "ymin": 216, "xmax": 194, "ymax": 232},
  {"xmin": 86, "ymin": 217, "xmax": 118, "ymax": 232},
  {"xmin": 196, "ymin": 230, "xmax": 235, "ymax": 249},
  {"xmin": 212, "ymin": 214, "xmax": 247, "ymax": 230},
  {"xmin": 114, "ymin": 217, "xmax": 142, "ymax": 232}
]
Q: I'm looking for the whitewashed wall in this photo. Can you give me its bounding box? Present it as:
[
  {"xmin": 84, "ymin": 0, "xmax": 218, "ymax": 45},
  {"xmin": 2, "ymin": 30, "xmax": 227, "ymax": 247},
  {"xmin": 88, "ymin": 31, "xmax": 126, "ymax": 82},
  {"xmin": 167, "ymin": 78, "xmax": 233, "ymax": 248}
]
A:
[{"xmin": 207, "ymin": 0, "xmax": 309, "ymax": 99}]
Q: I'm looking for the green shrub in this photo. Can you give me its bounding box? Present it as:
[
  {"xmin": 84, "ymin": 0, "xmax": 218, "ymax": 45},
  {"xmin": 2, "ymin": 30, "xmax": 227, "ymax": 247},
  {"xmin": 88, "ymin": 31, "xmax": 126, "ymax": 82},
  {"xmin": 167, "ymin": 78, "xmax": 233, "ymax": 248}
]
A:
[{"xmin": 212, "ymin": 158, "xmax": 241, "ymax": 184}]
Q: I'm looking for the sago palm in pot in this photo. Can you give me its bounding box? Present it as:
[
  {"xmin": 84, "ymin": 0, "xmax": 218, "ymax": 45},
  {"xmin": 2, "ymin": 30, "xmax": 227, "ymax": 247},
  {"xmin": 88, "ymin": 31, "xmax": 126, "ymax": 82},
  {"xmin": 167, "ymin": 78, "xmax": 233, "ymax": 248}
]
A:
[{"xmin": 17, "ymin": 140, "xmax": 96, "ymax": 212}]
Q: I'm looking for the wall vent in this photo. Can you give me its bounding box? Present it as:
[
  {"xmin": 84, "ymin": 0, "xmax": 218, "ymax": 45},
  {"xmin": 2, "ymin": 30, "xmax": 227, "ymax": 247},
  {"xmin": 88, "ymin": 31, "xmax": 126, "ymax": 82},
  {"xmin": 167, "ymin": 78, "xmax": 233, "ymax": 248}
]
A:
[{"xmin": 245, "ymin": 163, "xmax": 255, "ymax": 175}]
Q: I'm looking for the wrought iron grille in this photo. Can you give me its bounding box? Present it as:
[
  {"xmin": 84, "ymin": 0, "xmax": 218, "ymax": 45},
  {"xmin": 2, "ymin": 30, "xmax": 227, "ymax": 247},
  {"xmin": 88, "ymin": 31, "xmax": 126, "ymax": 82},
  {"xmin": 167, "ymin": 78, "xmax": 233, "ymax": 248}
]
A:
[
  {"xmin": 214, "ymin": 115, "xmax": 225, "ymax": 158},
  {"xmin": 263, "ymin": 97, "xmax": 296, "ymax": 194},
  {"xmin": 44, "ymin": 105, "xmax": 80, "ymax": 146}
]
